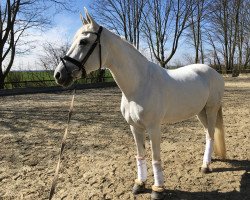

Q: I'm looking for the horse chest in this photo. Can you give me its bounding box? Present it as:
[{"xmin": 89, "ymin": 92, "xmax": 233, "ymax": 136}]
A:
[{"xmin": 120, "ymin": 96, "xmax": 145, "ymax": 128}]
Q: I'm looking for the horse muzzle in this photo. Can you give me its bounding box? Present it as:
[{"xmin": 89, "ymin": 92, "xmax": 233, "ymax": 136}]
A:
[{"xmin": 54, "ymin": 68, "xmax": 74, "ymax": 87}]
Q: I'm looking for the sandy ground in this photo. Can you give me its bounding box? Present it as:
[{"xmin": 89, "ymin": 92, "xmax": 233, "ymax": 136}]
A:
[{"xmin": 0, "ymin": 75, "xmax": 249, "ymax": 200}]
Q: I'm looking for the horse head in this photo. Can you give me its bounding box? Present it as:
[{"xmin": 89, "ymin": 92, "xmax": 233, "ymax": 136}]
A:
[{"xmin": 54, "ymin": 9, "xmax": 105, "ymax": 87}]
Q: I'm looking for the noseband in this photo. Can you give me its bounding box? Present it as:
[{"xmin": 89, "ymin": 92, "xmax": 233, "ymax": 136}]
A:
[{"xmin": 60, "ymin": 26, "xmax": 103, "ymax": 78}]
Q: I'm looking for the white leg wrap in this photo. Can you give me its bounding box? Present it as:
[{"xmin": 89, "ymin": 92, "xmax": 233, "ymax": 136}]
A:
[
  {"xmin": 203, "ymin": 137, "xmax": 214, "ymax": 167},
  {"xmin": 136, "ymin": 157, "xmax": 147, "ymax": 182},
  {"xmin": 152, "ymin": 161, "xmax": 164, "ymax": 186}
]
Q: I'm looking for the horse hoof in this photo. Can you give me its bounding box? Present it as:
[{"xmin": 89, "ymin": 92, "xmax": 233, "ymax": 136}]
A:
[
  {"xmin": 200, "ymin": 167, "xmax": 212, "ymax": 174},
  {"xmin": 132, "ymin": 180, "xmax": 146, "ymax": 195},
  {"xmin": 151, "ymin": 190, "xmax": 166, "ymax": 200},
  {"xmin": 151, "ymin": 185, "xmax": 166, "ymax": 200}
]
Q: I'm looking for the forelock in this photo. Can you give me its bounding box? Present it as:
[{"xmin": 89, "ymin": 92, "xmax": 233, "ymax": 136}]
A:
[{"xmin": 73, "ymin": 24, "xmax": 94, "ymax": 41}]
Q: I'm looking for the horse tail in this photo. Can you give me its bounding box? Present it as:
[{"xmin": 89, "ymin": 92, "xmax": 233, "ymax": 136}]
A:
[{"xmin": 214, "ymin": 106, "xmax": 226, "ymax": 159}]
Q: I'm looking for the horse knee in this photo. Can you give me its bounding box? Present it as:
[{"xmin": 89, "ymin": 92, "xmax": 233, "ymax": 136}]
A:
[{"xmin": 131, "ymin": 125, "xmax": 146, "ymax": 157}]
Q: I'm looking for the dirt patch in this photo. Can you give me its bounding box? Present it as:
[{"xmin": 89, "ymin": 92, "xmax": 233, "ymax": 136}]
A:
[{"xmin": 0, "ymin": 75, "xmax": 249, "ymax": 200}]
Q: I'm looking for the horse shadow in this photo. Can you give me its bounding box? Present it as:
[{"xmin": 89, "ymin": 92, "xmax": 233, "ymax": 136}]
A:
[{"xmin": 140, "ymin": 159, "xmax": 249, "ymax": 200}]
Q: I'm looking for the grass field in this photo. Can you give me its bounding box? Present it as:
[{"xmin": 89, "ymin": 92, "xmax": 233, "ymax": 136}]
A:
[
  {"xmin": 4, "ymin": 70, "xmax": 114, "ymax": 89},
  {"xmin": 6, "ymin": 70, "xmax": 54, "ymax": 81}
]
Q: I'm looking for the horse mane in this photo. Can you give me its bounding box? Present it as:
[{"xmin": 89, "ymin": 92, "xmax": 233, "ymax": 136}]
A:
[
  {"xmin": 118, "ymin": 34, "xmax": 147, "ymax": 60},
  {"xmin": 107, "ymin": 28, "xmax": 147, "ymax": 60}
]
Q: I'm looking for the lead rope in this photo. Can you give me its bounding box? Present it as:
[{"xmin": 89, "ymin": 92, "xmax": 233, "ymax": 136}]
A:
[{"xmin": 49, "ymin": 90, "xmax": 75, "ymax": 200}]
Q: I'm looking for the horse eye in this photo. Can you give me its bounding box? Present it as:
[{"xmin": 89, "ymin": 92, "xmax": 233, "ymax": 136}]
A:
[{"xmin": 79, "ymin": 39, "xmax": 88, "ymax": 45}]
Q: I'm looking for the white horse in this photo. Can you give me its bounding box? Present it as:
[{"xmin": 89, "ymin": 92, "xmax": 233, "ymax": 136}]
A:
[{"xmin": 54, "ymin": 9, "xmax": 226, "ymax": 200}]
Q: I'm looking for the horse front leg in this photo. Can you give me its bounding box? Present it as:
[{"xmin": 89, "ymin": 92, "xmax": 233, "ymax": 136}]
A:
[
  {"xmin": 148, "ymin": 125, "xmax": 166, "ymax": 200},
  {"xmin": 130, "ymin": 125, "xmax": 147, "ymax": 194}
]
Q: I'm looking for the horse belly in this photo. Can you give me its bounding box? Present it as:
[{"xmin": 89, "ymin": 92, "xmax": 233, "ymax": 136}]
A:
[
  {"xmin": 163, "ymin": 84, "xmax": 209, "ymax": 124},
  {"xmin": 163, "ymin": 106, "xmax": 204, "ymax": 124}
]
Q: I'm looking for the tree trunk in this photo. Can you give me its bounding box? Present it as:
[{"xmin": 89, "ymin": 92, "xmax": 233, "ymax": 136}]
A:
[
  {"xmin": 195, "ymin": 46, "xmax": 199, "ymax": 63},
  {"xmin": 0, "ymin": 74, "xmax": 5, "ymax": 89}
]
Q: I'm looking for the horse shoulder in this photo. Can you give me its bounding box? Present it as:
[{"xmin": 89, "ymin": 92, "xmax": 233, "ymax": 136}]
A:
[{"xmin": 120, "ymin": 89, "xmax": 163, "ymax": 129}]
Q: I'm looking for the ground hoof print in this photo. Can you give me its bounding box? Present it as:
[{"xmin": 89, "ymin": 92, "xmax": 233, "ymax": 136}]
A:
[
  {"xmin": 132, "ymin": 180, "xmax": 146, "ymax": 195},
  {"xmin": 151, "ymin": 190, "xmax": 166, "ymax": 200},
  {"xmin": 200, "ymin": 167, "xmax": 213, "ymax": 174}
]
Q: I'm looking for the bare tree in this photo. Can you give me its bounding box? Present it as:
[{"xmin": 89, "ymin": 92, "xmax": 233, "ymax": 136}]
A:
[
  {"xmin": 40, "ymin": 41, "xmax": 70, "ymax": 71},
  {"xmin": 206, "ymin": 31, "xmax": 222, "ymax": 70},
  {"xmin": 34, "ymin": 40, "xmax": 69, "ymax": 85},
  {"xmin": 186, "ymin": 0, "xmax": 212, "ymax": 64},
  {"xmin": 91, "ymin": 0, "xmax": 146, "ymax": 49},
  {"xmin": 237, "ymin": 0, "xmax": 250, "ymax": 71},
  {"xmin": 142, "ymin": 0, "xmax": 193, "ymax": 68},
  {"xmin": 0, "ymin": 0, "xmax": 73, "ymax": 89},
  {"xmin": 206, "ymin": 0, "xmax": 242, "ymax": 75}
]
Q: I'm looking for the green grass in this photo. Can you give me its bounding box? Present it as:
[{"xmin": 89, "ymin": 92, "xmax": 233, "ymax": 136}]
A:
[
  {"xmin": 6, "ymin": 71, "xmax": 54, "ymax": 82},
  {"xmin": 4, "ymin": 70, "xmax": 114, "ymax": 89}
]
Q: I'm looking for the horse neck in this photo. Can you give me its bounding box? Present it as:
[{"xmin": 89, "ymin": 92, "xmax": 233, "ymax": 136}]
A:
[{"xmin": 103, "ymin": 29, "xmax": 149, "ymax": 97}]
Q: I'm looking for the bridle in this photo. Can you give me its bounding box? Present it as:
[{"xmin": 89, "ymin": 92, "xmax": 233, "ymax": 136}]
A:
[{"xmin": 60, "ymin": 26, "xmax": 103, "ymax": 78}]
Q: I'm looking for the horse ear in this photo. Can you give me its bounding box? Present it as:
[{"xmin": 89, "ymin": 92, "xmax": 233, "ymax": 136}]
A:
[
  {"xmin": 80, "ymin": 12, "xmax": 88, "ymax": 25},
  {"xmin": 84, "ymin": 7, "xmax": 97, "ymax": 26}
]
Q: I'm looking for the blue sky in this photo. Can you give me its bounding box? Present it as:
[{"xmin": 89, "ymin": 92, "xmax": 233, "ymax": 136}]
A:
[
  {"xmin": 53, "ymin": 0, "xmax": 92, "ymax": 38},
  {"xmin": 13, "ymin": 0, "xmax": 92, "ymax": 70},
  {"xmin": 46, "ymin": 0, "xmax": 93, "ymax": 42},
  {"xmin": 13, "ymin": 0, "xmax": 190, "ymax": 70}
]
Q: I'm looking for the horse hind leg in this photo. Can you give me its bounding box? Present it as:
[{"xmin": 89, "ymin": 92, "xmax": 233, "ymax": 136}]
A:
[
  {"xmin": 198, "ymin": 107, "xmax": 217, "ymax": 173},
  {"xmin": 199, "ymin": 106, "xmax": 226, "ymax": 173},
  {"xmin": 198, "ymin": 108, "xmax": 212, "ymax": 173}
]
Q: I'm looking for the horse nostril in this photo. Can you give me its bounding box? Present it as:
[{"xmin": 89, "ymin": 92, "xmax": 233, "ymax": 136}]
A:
[{"xmin": 55, "ymin": 72, "xmax": 61, "ymax": 80}]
